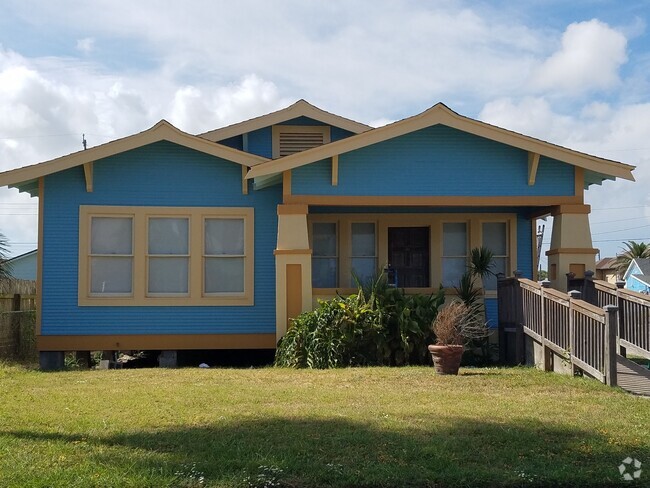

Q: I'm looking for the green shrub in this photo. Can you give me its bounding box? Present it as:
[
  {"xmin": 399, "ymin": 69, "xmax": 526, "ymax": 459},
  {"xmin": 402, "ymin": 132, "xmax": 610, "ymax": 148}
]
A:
[{"xmin": 275, "ymin": 275, "xmax": 445, "ymax": 368}]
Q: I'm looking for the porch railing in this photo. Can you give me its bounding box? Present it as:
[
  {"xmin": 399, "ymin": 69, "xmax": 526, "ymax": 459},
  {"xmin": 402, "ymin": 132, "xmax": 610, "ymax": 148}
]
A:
[{"xmin": 498, "ymin": 277, "xmax": 618, "ymax": 386}]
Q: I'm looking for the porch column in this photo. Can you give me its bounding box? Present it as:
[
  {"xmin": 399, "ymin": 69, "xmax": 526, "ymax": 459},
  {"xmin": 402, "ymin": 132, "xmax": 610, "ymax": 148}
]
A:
[
  {"xmin": 274, "ymin": 204, "xmax": 313, "ymax": 343},
  {"xmin": 545, "ymin": 205, "xmax": 598, "ymax": 292}
]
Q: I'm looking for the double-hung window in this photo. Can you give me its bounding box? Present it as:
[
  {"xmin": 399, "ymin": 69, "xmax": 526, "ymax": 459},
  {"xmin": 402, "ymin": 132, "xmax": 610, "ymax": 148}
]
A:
[
  {"xmin": 80, "ymin": 206, "xmax": 253, "ymax": 305},
  {"xmin": 89, "ymin": 216, "xmax": 133, "ymax": 295},
  {"xmin": 312, "ymin": 222, "xmax": 338, "ymax": 288},
  {"xmin": 482, "ymin": 222, "xmax": 508, "ymax": 291},
  {"xmin": 441, "ymin": 222, "xmax": 468, "ymax": 288},
  {"xmin": 350, "ymin": 223, "xmax": 377, "ymax": 286},
  {"xmin": 204, "ymin": 218, "xmax": 245, "ymax": 294}
]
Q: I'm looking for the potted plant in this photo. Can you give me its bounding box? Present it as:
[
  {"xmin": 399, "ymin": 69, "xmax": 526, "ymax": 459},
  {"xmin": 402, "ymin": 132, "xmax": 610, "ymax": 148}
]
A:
[{"xmin": 428, "ymin": 301, "xmax": 488, "ymax": 375}]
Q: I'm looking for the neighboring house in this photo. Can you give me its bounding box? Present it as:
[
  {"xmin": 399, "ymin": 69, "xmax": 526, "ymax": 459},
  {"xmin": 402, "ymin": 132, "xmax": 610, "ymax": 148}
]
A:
[
  {"xmin": 623, "ymin": 258, "xmax": 650, "ymax": 294},
  {"xmin": 595, "ymin": 257, "xmax": 618, "ymax": 284},
  {"xmin": 0, "ymin": 100, "xmax": 635, "ymax": 367},
  {"xmin": 5, "ymin": 250, "xmax": 37, "ymax": 281}
]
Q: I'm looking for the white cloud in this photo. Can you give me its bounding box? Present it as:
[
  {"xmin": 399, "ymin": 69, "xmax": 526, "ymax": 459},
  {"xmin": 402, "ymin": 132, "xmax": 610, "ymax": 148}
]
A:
[
  {"xmin": 531, "ymin": 20, "xmax": 628, "ymax": 96},
  {"xmin": 76, "ymin": 37, "xmax": 95, "ymax": 54}
]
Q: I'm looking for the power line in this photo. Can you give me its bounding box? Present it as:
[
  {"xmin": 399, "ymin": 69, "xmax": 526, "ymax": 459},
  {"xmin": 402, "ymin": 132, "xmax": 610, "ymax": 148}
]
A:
[{"xmin": 593, "ymin": 224, "xmax": 650, "ymax": 236}]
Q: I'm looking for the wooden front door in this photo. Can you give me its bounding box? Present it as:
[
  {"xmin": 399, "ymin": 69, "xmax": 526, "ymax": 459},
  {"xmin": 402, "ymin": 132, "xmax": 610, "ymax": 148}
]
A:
[{"xmin": 388, "ymin": 227, "xmax": 430, "ymax": 287}]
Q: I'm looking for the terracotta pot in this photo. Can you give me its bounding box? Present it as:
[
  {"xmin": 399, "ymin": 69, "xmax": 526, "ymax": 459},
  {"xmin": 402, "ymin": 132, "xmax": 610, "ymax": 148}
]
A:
[{"xmin": 428, "ymin": 344, "xmax": 464, "ymax": 375}]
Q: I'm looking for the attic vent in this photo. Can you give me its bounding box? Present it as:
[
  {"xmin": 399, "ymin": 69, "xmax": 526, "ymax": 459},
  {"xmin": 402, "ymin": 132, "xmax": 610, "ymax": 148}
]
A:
[
  {"xmin": 272, "ymin": 125, "xmax": 331, "ymax": 159},
  {"xmin": 279, "ymin": 131, "xmax": 324, "ymax": 157}
]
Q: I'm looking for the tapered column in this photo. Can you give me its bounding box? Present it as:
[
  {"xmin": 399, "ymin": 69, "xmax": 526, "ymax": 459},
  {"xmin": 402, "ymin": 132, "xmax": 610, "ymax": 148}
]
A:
[
  {"xmin": 546, "ymin": 205, "xmax": 597, "ymax": 292},
  {"xmin": 275, "ymin": 204, "xmax": 313, "ymax": 342}
]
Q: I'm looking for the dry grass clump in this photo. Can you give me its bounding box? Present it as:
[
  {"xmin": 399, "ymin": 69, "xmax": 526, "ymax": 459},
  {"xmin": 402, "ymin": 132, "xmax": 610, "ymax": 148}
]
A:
[{"xmin": 432, "ymin": 301, "xmax": 488, "ymax": 345}]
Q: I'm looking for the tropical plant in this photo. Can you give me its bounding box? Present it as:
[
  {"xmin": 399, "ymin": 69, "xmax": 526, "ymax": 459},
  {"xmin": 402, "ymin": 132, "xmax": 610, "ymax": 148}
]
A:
[
  {"xmin": 275, "ymin": 272, "xmax": 446, "ymax": 368},
  {"xmin": 615, "ymin": 240, "xmax": 650, "ymax": 278}
]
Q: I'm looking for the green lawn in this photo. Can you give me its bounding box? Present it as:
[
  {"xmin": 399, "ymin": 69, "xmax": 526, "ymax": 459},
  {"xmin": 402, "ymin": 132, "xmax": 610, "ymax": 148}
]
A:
[{"xmin": 0, "ymin": 364, "xmax": 648, "ymax": 487}]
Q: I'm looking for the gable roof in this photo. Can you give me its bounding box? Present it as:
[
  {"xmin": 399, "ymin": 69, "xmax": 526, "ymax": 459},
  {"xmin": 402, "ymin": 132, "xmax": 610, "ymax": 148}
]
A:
[
  {"xmin": 623, "ymin": 257, "xmax": 650, "ymax": 280},
  {"xmin": 0, "ymin": 120, "xmax": 268, "ymax": 193},
  {"xmin": 198, "ymin": 99, "xmax": 372, "ymax": 142},
  {"xmin": 630, "ymin": 274, "xmax": 650, "ymax": 287},
  {"xmin": 596, "ymin": 257, "xmax": 618, "ymax": 270},
  {"xmin": 246, "ymin": 103, "xmax": 636, "ymax": 181}
]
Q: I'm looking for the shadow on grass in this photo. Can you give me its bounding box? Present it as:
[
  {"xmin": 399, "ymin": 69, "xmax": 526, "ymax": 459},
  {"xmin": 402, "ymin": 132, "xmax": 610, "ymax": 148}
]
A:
[{"xmin": 4, "ymin": 416, "xmax": 647, "ymax": 488}]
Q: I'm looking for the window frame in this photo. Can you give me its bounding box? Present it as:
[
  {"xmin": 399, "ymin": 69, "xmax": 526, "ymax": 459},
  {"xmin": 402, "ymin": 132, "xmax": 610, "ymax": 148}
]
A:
[
  {"xmin": 308, "ymin": 213, "xmax": 517, "ymax": 297},
  {"xmin": 349, "ymin": 221, "xmax": 378, "ymax": 287},
  {"xmin": 88, "ymin": 215, "xmax": 135, "ymax": 297},
  {"xmin": 79, "ymin": 206, "xmax": 254, "ymax": 306},
  {"xmin": 440, "ymin": 220, "xmax": 469, "ymax": 288},
  {"xmin": 310, "ymin": 221, "xmax": 339, "ymax": 288},
  {"xmin": 480, "ymin": 220, "xmax": 511, "ymax": 294}
]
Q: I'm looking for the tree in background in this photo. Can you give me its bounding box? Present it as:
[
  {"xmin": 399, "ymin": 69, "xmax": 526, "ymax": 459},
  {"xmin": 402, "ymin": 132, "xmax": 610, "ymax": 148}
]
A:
[
  {"xmin": 615, "ymin": 240, "xmax": 650, "ymax": 278},
  {"xmin": 0, "ymin": 233, "xmax": 11, "ymax": 280}
]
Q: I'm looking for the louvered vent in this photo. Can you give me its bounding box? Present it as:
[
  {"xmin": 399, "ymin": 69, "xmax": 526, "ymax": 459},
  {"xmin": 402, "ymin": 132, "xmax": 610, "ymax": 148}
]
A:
[{"xmin": 279, "ymin": 131, "xmax": 325, "ymax": 156}]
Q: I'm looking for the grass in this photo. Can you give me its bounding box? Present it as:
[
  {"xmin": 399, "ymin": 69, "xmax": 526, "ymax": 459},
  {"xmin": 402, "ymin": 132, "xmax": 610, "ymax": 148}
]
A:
[{"xmin": 0, "ymin": 364, "xmax": 648, "ymax": 487}]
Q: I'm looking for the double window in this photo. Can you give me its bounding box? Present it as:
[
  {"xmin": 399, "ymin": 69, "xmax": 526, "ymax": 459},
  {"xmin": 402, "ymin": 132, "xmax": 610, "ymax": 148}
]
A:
[{"xmin": 80, "ymin": 206, "xmax": 253, "ymax": 306}]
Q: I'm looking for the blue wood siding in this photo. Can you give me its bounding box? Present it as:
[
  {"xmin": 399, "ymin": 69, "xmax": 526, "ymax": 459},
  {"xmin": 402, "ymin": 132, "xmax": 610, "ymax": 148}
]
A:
[
  {"xmin": 292, "ymin": 125, "xmax": 575, "ymax": 196},
  {"xmin": 41, "ymin": 141, "xmax": 281, "ymax": 337},
  {"xmin": 216, "ymin": 135, "xmax": 243, "ymax": 151},
  {"xmin": 247, "ymin": 127, "xmax": 272, "ymax": 158},
  {"xmin": 627, "ymin": 276, "xmax": 650, "ymax": 293}
]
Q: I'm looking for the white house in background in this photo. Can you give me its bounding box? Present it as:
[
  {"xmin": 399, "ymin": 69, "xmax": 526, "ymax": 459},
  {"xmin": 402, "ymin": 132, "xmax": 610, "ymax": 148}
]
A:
[
  {"xmin": 623, "ymin": 257, "xmax": 650, "ymax": 294},
  {"xmin": 7, "ymin": 250, "xmax": 37, "ymax": 281}
]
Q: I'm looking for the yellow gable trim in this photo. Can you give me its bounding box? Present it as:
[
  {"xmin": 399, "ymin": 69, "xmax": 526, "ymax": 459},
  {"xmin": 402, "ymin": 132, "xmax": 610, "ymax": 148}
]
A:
[
  {"xmin": 247, "ymin": 103, "xmax": 635, "ymax": 182},
  {"xmin": 0, "ymin": 120, "xmax": 268, "ymax": 189},
  {"xmin": 198, "ymin": 99, "xmax": 371, "ymax": 142}
]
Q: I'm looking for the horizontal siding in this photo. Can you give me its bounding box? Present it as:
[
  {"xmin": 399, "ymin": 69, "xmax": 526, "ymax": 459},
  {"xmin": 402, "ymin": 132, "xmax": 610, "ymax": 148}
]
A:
[
  {"xmin": 485, "ymin": 298, "xmax": 498, "ymax": 329},
  {"xmin": 517, "ymin": 215, "xmax": 533, "ymax": 279},
  {"xmin": 292, "ymin": 125, "xmax": 575, "ymax": 196},
  {"xmin": 215, "ymin": 135, "xmax": 243, "ymax": 151},
  {"xmin": 42, "ymin": 141, "xmax": 282, "ymax": 337},
  {"xmin": 247, "ymin": 127, "xmax": 273, "ymax": 158}
]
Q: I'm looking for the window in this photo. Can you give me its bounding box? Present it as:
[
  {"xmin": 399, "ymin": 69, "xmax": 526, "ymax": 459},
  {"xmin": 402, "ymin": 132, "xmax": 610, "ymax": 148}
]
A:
[
  {"xmin": 312, "ymin": 222, "xmax": 337, "ymax": 288},
  {"xmin": 272, "ymin": 125, "xmax": 331, "ymax": 158},
  {"xmin": 148, "ymin": 217, "xmax": 190, "ymax": 295},
  {"xmin": 482, "ymin": 222, "xmax": 508, "ymax": 290},
  {"xmin": 204, "ymin": 218, "xmax": 245, "ymax": 294},
  {"xmin": 350, "ymin": 223, "xmax": 377, "ymax": 286},
  {"xmin": 79, "ymin": 206, "xmax": 253, "ymax": 306},
  {"xmin": 90, "ymin": 216, "xmax": 133, "ymax": 295},
  {"xmin": 442, "ymin": 222, "xmax": 467, "ymax": 287}
]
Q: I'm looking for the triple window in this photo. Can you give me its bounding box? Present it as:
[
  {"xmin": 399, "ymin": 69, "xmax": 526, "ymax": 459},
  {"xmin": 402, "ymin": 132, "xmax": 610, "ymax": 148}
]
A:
[{"xmin": 81, "ymin": 206, "xmax": 253, "ymax": 305}]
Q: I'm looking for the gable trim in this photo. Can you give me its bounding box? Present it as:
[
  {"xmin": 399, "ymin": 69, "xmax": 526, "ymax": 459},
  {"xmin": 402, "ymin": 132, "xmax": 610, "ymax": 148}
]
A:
[
  {"xmin": 0, "ymin": 120, "xmax": 268, "ymax": 189},
  {"xmin": 198, "ymin": 99, "xmax": 371, "ymax": 142},
  {"xmin": 246, "ymin": 103, "xmax": 635, "ymax": 182}
]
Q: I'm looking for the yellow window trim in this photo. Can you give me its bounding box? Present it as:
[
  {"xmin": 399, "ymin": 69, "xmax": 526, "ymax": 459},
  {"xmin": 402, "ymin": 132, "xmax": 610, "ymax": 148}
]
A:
[
  {"xmin": 78, "ymin": 205, "xmax": 254, "ymax": 306},
  {"xmin": 308, "ymin": 213, "xmax": 518, "ymax": 291}
]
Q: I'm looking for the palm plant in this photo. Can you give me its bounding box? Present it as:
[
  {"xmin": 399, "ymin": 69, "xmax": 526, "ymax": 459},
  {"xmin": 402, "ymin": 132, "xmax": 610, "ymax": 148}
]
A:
[{"xmin": 615, "ymin": 241, "xmax": 650, "ymax": 278}]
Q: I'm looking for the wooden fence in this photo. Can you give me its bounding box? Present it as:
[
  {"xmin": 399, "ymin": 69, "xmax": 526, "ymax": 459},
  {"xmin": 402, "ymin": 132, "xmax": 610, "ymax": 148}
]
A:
[
  {"xmin": 0, "ymin": 279, "xmax": 37, "ymax": 360},
  {"xmin": 498, "ymin": 276, "xmax": 618, "ymax": 386}
]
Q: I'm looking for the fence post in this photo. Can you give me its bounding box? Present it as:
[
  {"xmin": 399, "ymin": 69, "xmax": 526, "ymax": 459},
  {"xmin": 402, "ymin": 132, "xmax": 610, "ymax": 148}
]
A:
[
  {"xmin": 568, "ymin": 290, "xmax": 581, "ymax": 375},
  {"xmin": 582, "ymin": 270, "xmax": 595, "ymax": 305},
  {"xmin": 513, "ymin": 272, "xmax": 525, "ymax": 365},
  {"xmin": 541, "ymin": 280, "xmax": 552, "ymax": 371},
  {"xmin": 11, "ymin": 293, "xmax": 21, "ymax": 358},
  {"xmin": 615, "ymin": 280, "xmax": 626, "ymax": 357},
  {"xmin": 603, "ymin": 304, "xmax": 619, "ymax": 387}
]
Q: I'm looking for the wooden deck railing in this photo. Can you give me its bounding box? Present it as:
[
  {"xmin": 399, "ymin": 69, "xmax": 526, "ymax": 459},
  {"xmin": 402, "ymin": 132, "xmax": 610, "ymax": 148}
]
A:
[
  {"xmin": 582, "ymin": 277, "xmax": 650, "ymax": 361},
  {"xmin": 498, "ymin": 277, "xmax": 618, "ymax": 386}
]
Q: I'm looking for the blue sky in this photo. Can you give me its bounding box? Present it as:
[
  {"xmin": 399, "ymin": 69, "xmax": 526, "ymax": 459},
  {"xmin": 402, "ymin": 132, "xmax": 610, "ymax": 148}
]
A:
[{"xmin": 0, "ymin": 0, "xmax": 649, "ymax": 267}]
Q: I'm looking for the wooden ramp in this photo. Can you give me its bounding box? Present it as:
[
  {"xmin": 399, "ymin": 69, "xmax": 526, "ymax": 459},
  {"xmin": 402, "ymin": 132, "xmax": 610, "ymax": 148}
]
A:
[{"xmin": 617, "ymin": 356, "xmax": 650, "ymax": 396}]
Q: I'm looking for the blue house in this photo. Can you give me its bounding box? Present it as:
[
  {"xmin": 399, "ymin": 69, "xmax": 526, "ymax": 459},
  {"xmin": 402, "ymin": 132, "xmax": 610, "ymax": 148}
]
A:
[
  {"xmin": 6, "ymin": 249, "xmax": 37, "ymax": 281},
  {"xmin": 623, "ymin": 258, "xmax": 650, "ymax": 294},
  {"xmin": 0, "ymin": 100, "xmax": 635, "ymax": 367}
]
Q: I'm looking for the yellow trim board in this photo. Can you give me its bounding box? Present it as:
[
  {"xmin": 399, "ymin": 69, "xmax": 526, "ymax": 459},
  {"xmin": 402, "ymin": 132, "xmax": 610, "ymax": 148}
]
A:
[
  {"xmin": 83, "ymin": 162, "xmax": 93, "ymax": 192},
  {"xmin": 37, "ymin": 333, "xmax": 277, "ymax": 351},
  {"xmin": 0, "ymin": 120, "xmax": 268, "ymax": 189},
  {"xmin": 36, "ymin": 177, "xmax": 44, "ymax": 336},
  {"xmin": 286, "ymin": 195, "xmax": 581, "ymax": 207},
  {"xmin": 277, "ymin": 204, "xmax": 308, "ymax": 215},
  {"xmin": 527, "ymin": 152, "xmax": 540, "ymax": 186},
  {"xmin": 247, "ymin": 103, "xmax": 635, "ymax": 181},
  {"xmin": 198, "ymin": 99, "xmax": 371, "ymax": 142},
  {"xmin": 331, "ymin": 155, "xmax": 339, "ymax": 186},
  {"xmin": 546, "ymin": 248, "xmax": 599, "ymax": 256}
]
